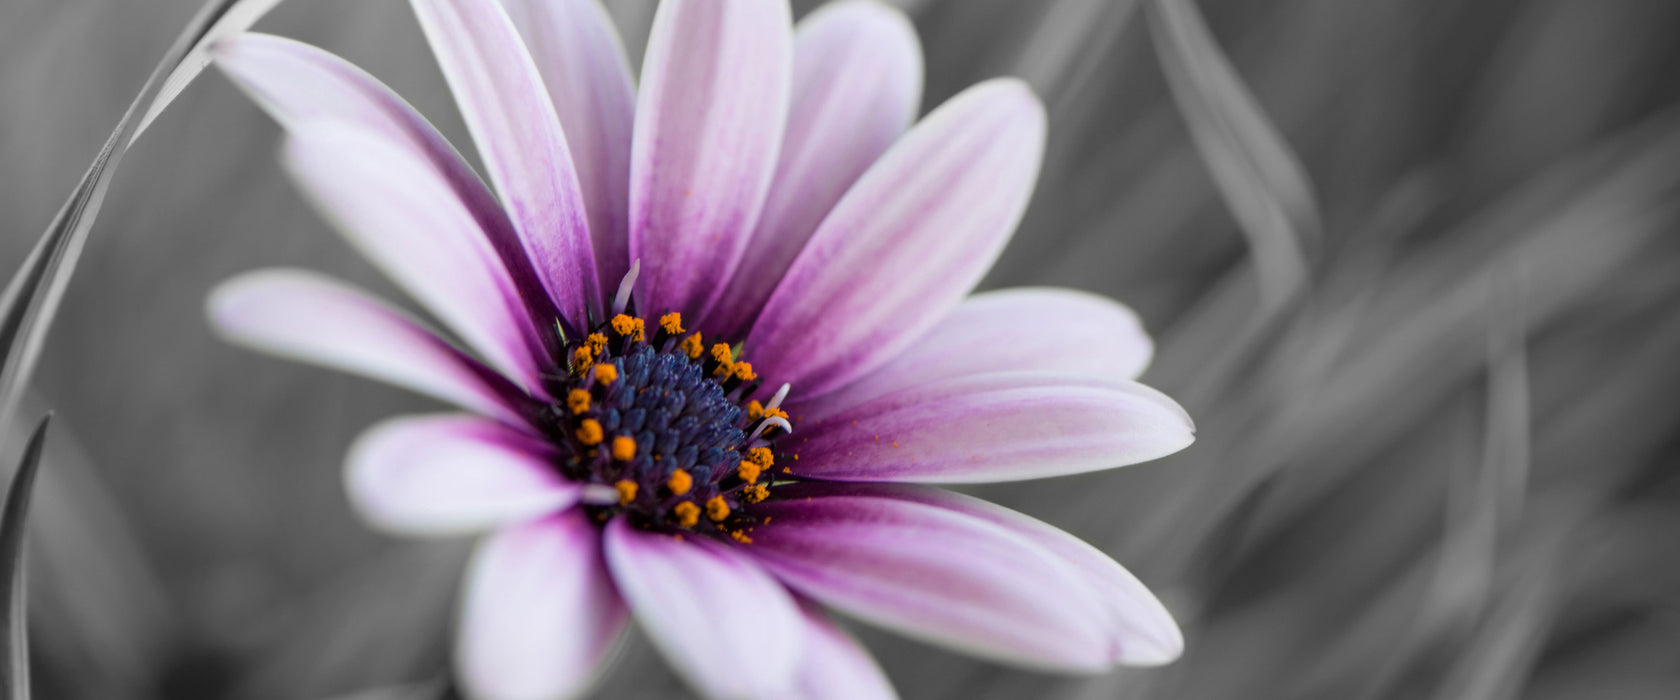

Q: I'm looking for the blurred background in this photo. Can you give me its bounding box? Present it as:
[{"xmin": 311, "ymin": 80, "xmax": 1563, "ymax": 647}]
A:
[{"xmin": 2, "ymin": 0, "xmax": 1679, "ymax": 698}]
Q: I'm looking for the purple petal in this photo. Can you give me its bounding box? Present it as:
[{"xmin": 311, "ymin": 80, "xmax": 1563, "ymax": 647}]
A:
[
  {"xmin": 281, "ymin": 125, "xmax": 547, "ymax": 392},
  {"xmin": 802, "ymin": 287, "xmax": 1155, "ymax": 412},
  {"xmin": 345, "ymin": 414, "xmax": 575, "ymax": 536},
  {"xmin": 747, "ymin": 486, "xmax": 1113, "ymax": 672},
  {"xmin": 794, "ymin": 602, "xmax": 898, "ymax": 700},
  {"xmin": 703, "ymin": 0, "xmax": 922, "ymax": 338},
  {"xmin": 206, "ymin": 269, "xmax": 530, "ymax": 426},
  {"xmin": 628, "ymin": 0, "xmax": 793, "ymax": 320},
  {"xmin": 603, "ymin": 519, "xmax": 803, "ymax": 698},
  {"xmin": 786, "ymin": 372, "xmax": 1193, "ymax": 483},
  {"xmin": 499, "ymin": 0, "xmax": 637, "ymax": 295},
  {"xmin": 211, "ymin": 33, "xmax": 563, "ymax": 345},
  {"xmin": 797, "ymin": 483, "xmax": 1182, "ymax": 666},
  {"xmin": 458, "ymin": 513, "xmax": 628, "ymax": 700},
  {"xmin": 746, "ymin": 79, "xmax": 1046, "ymax": 397},
  {"xmin": 411, "ymin": 0, "xmax": 600, "ymax": 322}
]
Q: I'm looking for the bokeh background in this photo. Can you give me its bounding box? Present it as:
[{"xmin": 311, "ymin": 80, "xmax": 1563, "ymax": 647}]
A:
[{"xmin": 3, "ymin": 0, "xmax": 1679, "ymax": 698}]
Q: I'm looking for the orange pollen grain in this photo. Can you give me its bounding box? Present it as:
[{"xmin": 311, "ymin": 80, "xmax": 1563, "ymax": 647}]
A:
[
  {"xmin": 761, "ymin": 407, "xmax": 789, "ymax": 422},
  {"xmin": 667, "ymin": 468, "xmax": 693, "ymax": 496},
  {"xmin": 737, "ymin": 460, "xmax": 762, "ymax": 484},
  {"xmin": 673, "ymin": 501, "xmax": 700, "ymax": 528},
  {"xmin": 594, "ymin": 364, "xmax": 619, "ymax": 385},
  {"xmin": 730, "ymin": 530, "xmax": 753, "ymax": 544},
  {"xmin": 680, "ymin": 333, "xmax": 704, "ymax": 359},
  {"xmin": 576, "ymin": 419, "xmax": 604, "ymax": 446},
  {"xmin": 745, "ymin": 447, "xmax": 774, "ymax": 468},
  {"xmin": 705, "ymin": 496, "xmax": 731, "ymax": 522},
  {"xmin": 611, "ymin": 314, "xmax": 645, "ymax": 341},
  {"xmin": 746, "ymin": 400, "xmax": 764, "ymax": 421},
  {"xmin": 731, "ymin": 361, "xmax": 757, "ymax": 382},
  {"xmin": 614, "ymin": 480, "xmax": 638, "ymax": 505},
  {"xmin": 611, "ymin": 435, "xmax": 637, "ymax": 461},
  {"xmin": 566, "ymin": 389, "xmax": 591, "ymax": 415},
  {"xmin": 572, "ymin": 345, "xmax": 594, "ymax": 371},
  {"xmin": 742, "ymin": 483, "xmax": 769, "ymax": 504},
  {"xmin": 585, "ymin": 333, "xmax": 607, "ymax": 355},
  {"xmin": 659, "ymin": 312, "xmax": 684, "ymax": 335}
]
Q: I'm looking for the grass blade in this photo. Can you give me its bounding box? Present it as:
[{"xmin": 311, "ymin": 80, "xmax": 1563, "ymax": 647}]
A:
[
  {"xmin": 0, "ymin": 415, "xmax": 51, "ymax": 700},
  {"xmin": 1146, "ymin": 0, "xmax": 1321, "ymax": 308},
  {"xmin": 0, "ymin": 0, "xmax": 286, "ymax": 440}
]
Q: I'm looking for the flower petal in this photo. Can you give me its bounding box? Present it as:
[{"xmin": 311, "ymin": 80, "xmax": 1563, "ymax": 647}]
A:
[
  {"xmin": 628, "ymin": 0, "xmax": 793, "ymax": 320},
  {"xmin": 411, "ymin": 0, "xmax": 600, "ymax": 322},
  {"xmin": 748, "ymin": 484, "xmax": 1113, "ymax": 672},
  {"xmin": 281, "ymin": 124, "xmax": 546, "ymax": 392},
  {"xmin": 803, "ymin": 483, "xmax": 1182, "ymax": 666},
  {"xmin": 499, "ymin": 0, "xmax": 637, "ymax": 295},
  {"xmin": 704, "ymin": 0, "xmax": 922, "ymax": 338},
  {"xmin": 211, "ymin": 33, "xmax": 563, "ymax": 344},
  {"xmin": 603, "ymin": 518, "xmax": 802, "ymax": 699},
  {"xmin": 787, "ymin": 372, "xmax": 1193, "ymax": 483},
  {"xmin": 746, "ymin": 79, "xmax": 1045, "ymax": 397},
  {"xmin": 802, "ymin": 287, "xmax": 1155, "ymax": 412},
  {"xmin": 206, "ymin": 269, "xmax": 530, "ymax": 426},
  {"xmin": 346, "ymin": 414, "xmax": 576, "ymax": 536},
  {"xmin": 458, "ymin": 512, "xmax": 628, "ymax": 700},
  {"xmin": 794, "ymin": 602, "xmax": 897, "ymax": 700}
]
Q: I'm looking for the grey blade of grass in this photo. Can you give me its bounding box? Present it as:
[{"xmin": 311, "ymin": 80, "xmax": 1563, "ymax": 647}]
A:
[
  {"xmin": 0, "ymin": 415, "xmax": 50, "ymax": 700},
  {"xmin": 130, "ymin": 0, "xmax": 287, "ymax": 144},
  {"xmin": 0, "ymin": 0, "xmax": 287, "ymax": 442},
  {"xmin": 1145, "ymin": 0, "xmax": 1320, "ymax": 310}
]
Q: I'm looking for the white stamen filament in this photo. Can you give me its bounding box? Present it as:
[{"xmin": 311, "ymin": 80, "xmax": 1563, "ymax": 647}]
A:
[
  {"xmin": 765, "ymin": 383, "xmax": 791, "ymax": 411},
  {"xmin": 747, "ymin": 416, "xmax": 793, "ymax": 443},
  {"xmin": 612, "ymin": 259, "xmax": 640, "ymax": 316},
  {"xmin": 580, "ymin": 483, "xmax": 620, "ymax": 505}
]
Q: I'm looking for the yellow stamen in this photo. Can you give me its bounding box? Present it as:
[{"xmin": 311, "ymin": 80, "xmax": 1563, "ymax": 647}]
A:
[
  {"xmin": 594, "ymin": 364, "xmax": 618, "ymax": 385},
  {"xmin": 611, "ymin": 314, "xmax": 645, "ymax": 341},
  {"xmin": 659, "ymin": 312, "xmax": 684, "ymax": 335},
  {"xmin": 576, "ymin": 419, "xmax": 603, "ymax": 446},
  {"xmin": 614, "ymin": 480, "xmax": 638, "ymax": 505},
  {"xmin": 761, "ymin": 407, "xmax": 789, "ymax": 422},
  {"xmin": 680, "ymin": 332, "xmax": 704, "ymax": 359},
  {"xmin": 742, "ymin": 483, "xmax": 769, "ymax": 504},
  {"xmin": 572, "ymin": 345, "xmax": 594, "ymax": 372},
  {"xmin": 731, "ymin": 361, "xmax": 757, "ymax": 382},
  {"xmin": 566, "ymin": 389, "xmax": 591, "ymax": 415},
  {"xmin": 611, "ymin": 435, "xmax": 637, "ymax": 461},
  {"xmin": 746, "ymin": 400, "xmax": 764, "ymax": 421},
  {"xmin": 673, "ymin": 501, "xmax": 700, "ymax": 528},
  {"xmin": 745, "ymin": 447, "xmax": 774, "ymax": 469},
  {"xmin": 737, "ymin": 460, "xmax": 762, "ymax": 484},
  {"xmin": 705, "ymin": 496, "xmax": 731, "ymax": 522},
  {"xmin": 586, "ymin": 333, "xmax": 607, "ymax": 355},
  {"xmin": 709, "ymin": 343, "xmax": 734, "ymax": 377},
  {"xmin": 667, "ymin": 468, "xmax": 693, "ymax": 496}
]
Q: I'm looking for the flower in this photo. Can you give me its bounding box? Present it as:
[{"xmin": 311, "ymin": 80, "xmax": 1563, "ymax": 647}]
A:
[{"xmin": 205, "ymin": 0, "xmax": 1195, "ymax": 697}]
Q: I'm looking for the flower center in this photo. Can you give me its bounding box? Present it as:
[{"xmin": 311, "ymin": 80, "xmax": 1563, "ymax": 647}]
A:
[{"xmin": 537, "ymin": 309, "xmax": 788, "ymax": 543}]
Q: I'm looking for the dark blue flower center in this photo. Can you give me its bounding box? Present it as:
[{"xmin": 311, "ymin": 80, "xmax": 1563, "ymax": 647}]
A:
[{"xmin": 536, "ymin": 311, "xmax": 787, "ymax": 542}]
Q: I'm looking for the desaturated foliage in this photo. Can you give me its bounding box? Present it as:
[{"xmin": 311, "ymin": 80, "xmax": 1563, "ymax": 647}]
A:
[{"xmin": 0, "ymin": 0, "xmax": 1676, "ymax": 698}]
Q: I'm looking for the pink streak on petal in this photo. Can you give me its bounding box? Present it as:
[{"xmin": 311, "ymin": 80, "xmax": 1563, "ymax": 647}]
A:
[
  {"xmin": 747, "ymin": 79, "xmax": 1047, "ymax": 397},
  {"xmin": 345, "ymin": 414, "xmax": 576, "ymax": 536},
  {"xmin": 790, "ymin": 483, "xmax": 1183, "ymax": 666},
  {"xmin": 500, "ymin": 0, "xmax": 637, "ymax": 295},
  {"xmin": 801, "ymin": 287, "xmax": 1155, "ymax": 412},
  {"xmin": 795, "ymin": 602, "xmax": 898, "ymax": 700},
  {"xmin": 206, "ymin": 269, "xmax": 529, "ymax": 426},
  {"xmin": 628, "ymin": 0, "xmax": 793, "ymax": 321},
  {"xmin": 747, "ymin": 489, "xmax": 1113, "ymax": 672},
  {"xmin": 211, "ymin": 33, "xmax": 563, "ymax": 351},
  {"xmin": 458, "ymin": 513, "xmax": 628, "ymax": 700},
  {"xmin": 411, "ymin": 0, "xmax": 601, "ymax": 322},
  {"xmin": 786, "ymin": 372, "xmax": 1193, "ymax": 483},
  {"xmin": 704, "ymin": 0, "xmax": 923, "ymax": 338},
  {"xmin": 603, "ymin": 518, "xmax": 803, "ymax": 698},
  {"xmin": 281, "ymin": 125, "xmax": 547, "ymax": 393}
]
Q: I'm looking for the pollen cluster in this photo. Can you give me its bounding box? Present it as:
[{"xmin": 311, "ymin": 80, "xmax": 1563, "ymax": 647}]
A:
[{"xmin": 538, "ymin": 312, "xmax": 787, "ymax": 538}]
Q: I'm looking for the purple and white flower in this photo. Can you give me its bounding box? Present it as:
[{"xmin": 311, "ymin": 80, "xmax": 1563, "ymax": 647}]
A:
[{"xmin": 206, "ymin": 0, "xmax": 1194, "ymax": 697}]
